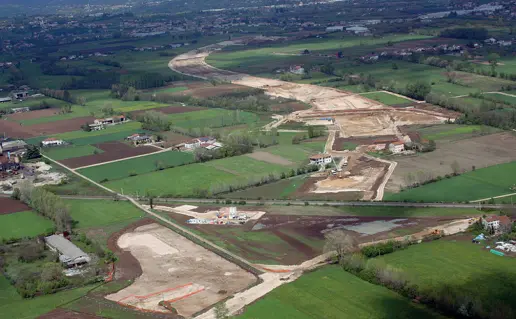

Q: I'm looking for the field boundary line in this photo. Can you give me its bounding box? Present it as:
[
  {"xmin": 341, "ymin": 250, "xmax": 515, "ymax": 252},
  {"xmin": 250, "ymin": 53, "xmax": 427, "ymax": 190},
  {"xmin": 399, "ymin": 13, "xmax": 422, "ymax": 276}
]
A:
[
  {"xmin": 470, "ymin": 192, "xmax": 516, "ymax": 203},
  {"xmin": 166, "ymin": 288, "xmax": 205, "ymax": 303},
  {"xmin": 71, "ymin": 147, "xmax": 172, "ymax": 170}
]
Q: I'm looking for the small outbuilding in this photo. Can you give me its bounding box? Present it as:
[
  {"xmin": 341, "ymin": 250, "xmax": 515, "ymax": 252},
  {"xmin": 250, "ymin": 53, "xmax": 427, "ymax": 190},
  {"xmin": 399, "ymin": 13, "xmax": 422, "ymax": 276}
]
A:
[
  {"xmin": 45, "ymin": 234, "xmax": 91, "ymax": 268},
  {"xmin": 41, "ymin": 138, "xmax": 65, "ymax": 147},
  {"xmin": 309, "ymin": 153, "xmax": 333, "ymax": 165}
]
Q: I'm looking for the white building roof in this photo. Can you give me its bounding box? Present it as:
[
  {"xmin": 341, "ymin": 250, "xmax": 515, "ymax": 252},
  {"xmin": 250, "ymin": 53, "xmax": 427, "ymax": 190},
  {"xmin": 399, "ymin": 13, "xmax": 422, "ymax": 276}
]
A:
[{"xmin": 45, "ymin": 235, "xmax": 90, "ymax": 263}]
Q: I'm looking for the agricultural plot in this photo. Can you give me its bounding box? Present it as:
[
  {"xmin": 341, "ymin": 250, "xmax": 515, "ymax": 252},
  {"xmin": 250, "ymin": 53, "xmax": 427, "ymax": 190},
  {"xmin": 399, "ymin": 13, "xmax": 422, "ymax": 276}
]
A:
[
  {"xmin": 104, "ymin": 154, "xmax": 297, "ymax": 197},
  {"xmin": 67, "ymin": 199, "xmax": 143, "ymax": 229},
  {"xmin": 359, "ymin": 91, "xmax": 413, "ymax": 106},
  {"xmin": 0, "ymin": 198, "xmax": 30, "ymax": 214},
  {"xmin": 386, "ymin": 132, "xmax": 516, "ymax": 194},
  {"xmin": 208, "ymin": 34, "xmax": 431, "ymax": 74},
  {"xmin": 43, "ymin": 145, "xmax": 103, "ymax": 161},
  {"xmin": 377, "ymin": 239, "xmax": 516, "ymax": 317},
  {"xmin": 167, "ymin": 205, "xmax": 475, "ymax": 264},
  {"xmin": 168, "ymin": 108, "xmax": 259, "ymax": 129},
  {"xmin": 0, "ymin": 211, "xmax": 54, "ymax": 241},
  {"xmin": 416, "ymin": 124, "xmax": 499, "ymax": 141},
  {"xmin": 78, "ymin": 151, "xmax": 195, "ymax": 182},
  {"xmin": 0, "ymin": 96, "xmax": 68, "ymax": 111},
  {"xmin": 483, "ymin": 92, "xmax": 516, "ymax": 105},
  {"xmin": 0, "ymin": 285, "xmax": 96, "ymax": 319},
  {"xmin": 238, "ymin": 266, "xmax": 444, "ymax": 319},
  {"xmin": 386, "ymin": 161, "xmax": 516, "ymax": 202}
]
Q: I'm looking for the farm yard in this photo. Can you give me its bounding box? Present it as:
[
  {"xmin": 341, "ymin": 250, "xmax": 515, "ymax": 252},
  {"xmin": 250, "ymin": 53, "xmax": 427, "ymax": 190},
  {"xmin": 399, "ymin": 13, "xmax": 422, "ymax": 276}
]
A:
[{"xmin": 238, "ymin": 266, "xmax": 444, "ymax": 319}]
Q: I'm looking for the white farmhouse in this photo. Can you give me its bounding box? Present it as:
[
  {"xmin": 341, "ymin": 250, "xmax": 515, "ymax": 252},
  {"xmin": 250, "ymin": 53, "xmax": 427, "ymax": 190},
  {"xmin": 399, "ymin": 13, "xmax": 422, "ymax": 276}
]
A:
[
  {"xmin": 309, "ymin": 153, "xmax": 333, "ymax": 165},
  {"xmin": 41, "ymin": 138, "xmax": 64, "ymax": 147},
  {"xmin": 388, "ymin": 141, "xmax": 405, "ymax": 154},
  {"xmin": 45, "ymin": 234, "xmax": 91, "ymax": 268}
]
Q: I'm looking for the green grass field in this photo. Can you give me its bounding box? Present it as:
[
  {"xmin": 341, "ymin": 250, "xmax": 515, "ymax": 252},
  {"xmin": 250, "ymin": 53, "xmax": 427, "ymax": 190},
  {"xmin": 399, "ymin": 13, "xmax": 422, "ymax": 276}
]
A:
[
  {"xmin": 238, "ymin": 266, "xmax": 443, "ymax": 319},
  {"xmin": 360, "ymin": 91, "xmax": 413, "ymax": 105},
  {"xmin": 0, "ymin": 276, "xmax": 21, "ymax": 307},
  {"xmin": 377, "ymin": 240, "xmax": 516, "ymax": 315},
  {"xmin": 56, "ymin": 121, "xmax": 142, "ymax": 141},
  {"xmin": 43, "ymin": 145, "xmax": 103, "ymax": 160},
  {"xmin": 418, "ymin": 124, "xmax": 499, "ymax": 140},
  {"xmin": 0, "ymin": 97, "xmax": 69, "ymax": 111},
  {"xmin": 386, "ymin": 161, "xmax": 516, "ymax": 202},
  {"xmin": 67, "ymin": 199, "xmax": 143, "ymax": 229},
  {"xmin": 152, "ymin": 86, "xmax": 188, "ymax": 94},
  {"xmin": 77, "ymin": 151, "xmax": 195, "ymax": 182},
  {"xmin": 169, "ymin": 109, "xmax": 259, "ymax": 129},
  {"xmin": 0, "ymin": 211, "xmax": 54, "ymax": 241},
  {"xmin": 483, "ymin": 92, "xmax": 516, "ymax": 105},
  {"xmin": 0, "ymin": 284, "xmax": 97, "ymax": 319},
  {"xmin": 104, "ymin": 154, "xmax": 296, "ymax": 196}
]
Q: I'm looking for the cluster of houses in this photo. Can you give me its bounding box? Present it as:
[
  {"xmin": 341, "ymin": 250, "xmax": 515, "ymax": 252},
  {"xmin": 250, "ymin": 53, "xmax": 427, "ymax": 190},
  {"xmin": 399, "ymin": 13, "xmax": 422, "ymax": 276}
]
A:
[
  {"xmin": 89, "ymin": 115, "xmax": 127, "ymax": 131},
  {"xmin": 360, "ymin": 44, "xmax": 464, "ymax": 62},
  {"xmin": 484, "ymin": 37, "xmax": 514, "ymax": 47},
  {"xmin": 366, "ymin": 138, "xmax": 406, "ymax": 154},
  {"xmin": 325, "ymin": 25, "xmax": 371, "ymax": 36},
  {"xmin": 132, "ymin": 42, "xmax": 191, "ymax": 52},
  {"xmin": 0, "ymin": 138, "xmax": 27, "ymax": 177},
  {"xmin": 126, "ymin": 133, "xmax": 155, "ymax": 146},
  {"xmin": 59, "ymin": 51, "xmax": 109, "ymax": 61},
  {"xmin": 178, "ymin": 136, "xmax": 223, "ymax": 151}
]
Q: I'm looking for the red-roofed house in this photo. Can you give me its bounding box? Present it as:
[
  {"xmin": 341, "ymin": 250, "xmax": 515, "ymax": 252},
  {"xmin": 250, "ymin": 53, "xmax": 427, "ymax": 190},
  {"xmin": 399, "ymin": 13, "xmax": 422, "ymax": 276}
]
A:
[
  {"xmin": 482, "ymin": 215, "xmax": 513, "ymax": 233},
  {"xmin": 388, "ymin": 141, "xmax": 405, "ymax": 154}
]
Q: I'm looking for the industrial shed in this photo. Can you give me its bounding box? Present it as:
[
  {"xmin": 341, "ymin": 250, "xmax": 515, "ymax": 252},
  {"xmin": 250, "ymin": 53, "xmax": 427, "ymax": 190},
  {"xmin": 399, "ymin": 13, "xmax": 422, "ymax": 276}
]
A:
[{"xmin": 44, "ymin": 234, "xmax": 91, "ymax": 268}]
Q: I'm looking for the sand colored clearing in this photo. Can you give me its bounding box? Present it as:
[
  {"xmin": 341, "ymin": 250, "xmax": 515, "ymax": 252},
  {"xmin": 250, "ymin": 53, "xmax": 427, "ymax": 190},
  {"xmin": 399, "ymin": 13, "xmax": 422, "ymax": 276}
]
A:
[{"xmin": 106, "ymin": 223, "xmax": 256, "ymax": 317}]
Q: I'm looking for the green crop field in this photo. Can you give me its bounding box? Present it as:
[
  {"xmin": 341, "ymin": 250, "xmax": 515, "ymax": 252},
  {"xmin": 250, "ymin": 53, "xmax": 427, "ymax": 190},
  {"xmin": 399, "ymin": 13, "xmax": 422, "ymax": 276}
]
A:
[
  {"xmin": 0, "ymin": 97, "xmax": 69, "ymax": 111},
  {"xmin": 152, "ymin": 86, "xmax": 188, "ymax": 94},
  {"xmin": 0, "ymin": 276, "xmax": 21, "ymax": 307},
  {"xmin": 208, "ymin": 34, "xmax": 431, "ymax": 72},
  {"xmin": 77, "ymin": 151, "xmax": 195, "ymax": 182},
  {"xmin": 265, "ymin": 144, "xmax": 319, "ymax": 164},
  {"xmin": 377, "ymin": 240, "xmax": 516, "ymax": 316},
  {"xmin": 0, "ymin": 284, "xmax": 96, "ymax": 319},
  {"xmin": 54, "ymin": 121, "xmax": 142, "ymax": 141},
  {"xmin": 67, "ymin": 199, "xmax": 143, "ymax": 229},
  {"xmin": 169, "ymin": 109, "xmax": 259, "ymax": 129},
  {"xmin": 360, "ymin": 91, "xmax": 412, "ymax": 105},
  {"xmin": 418, "ymin": 124, "xmax": 499, "ymax": 140},
  {"xmin": 238, "ymin": 266, "xmax": 443, "ymax": 319},
  {"xmin": 386, "ymin": 161, "xmax": 516, "ymax": 202},
  {"xmin": 43, "ymin": 145, "xmax": 103, "ymax": 160},
  {"xmin": 483, "ymin": 92, "xmax": 516, "ymax": 105},
  {"xmin": 104, "ymin": 155, "xmax": 296, "ymax": 196},
  {"xmin": 0, "ymin": 211, "xmax": 54, "ymax": 241},
  {"xmin": 227, "ymin": 176, "xmax": 307, "ymax": 199}
]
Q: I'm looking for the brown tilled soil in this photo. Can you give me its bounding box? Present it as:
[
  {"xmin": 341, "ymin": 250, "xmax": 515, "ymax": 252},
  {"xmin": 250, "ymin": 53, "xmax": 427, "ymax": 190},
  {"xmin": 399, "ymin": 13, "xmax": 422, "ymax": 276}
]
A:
[
  {"xmin": 333, "ymin": 134, "xmax": 398, "ymax": 151},
  {"xmin": 0, "ymin": 197, "xmax": 31, "ymax": 215},
  {"xmin": 107, "ymin": 218, "xmax": 154, "ymax": 282},
  {"xmin": 168, "ymin": 212, "xmax": 454, "ymax": 264},
  {"xmin": 28, "ymin": 116, "xmax": 95, "ymax": 135},
  {"xmin": 38, "ymin": 309, "xmax": 105, "ymax": 319},
  {"xmin": 7, "ymin": 109, "xmax": 58, "ymax": 121},
  {"xmin": 60, "ymin": 142, "xmax": 159, "ymax": 169},
  {"xmin": 0, "ymin": 119, "xmax": 38, "ymax": 138},
  {"xmin": 291, "ymin": 177, "xmax": 364, "ymax": 201}
]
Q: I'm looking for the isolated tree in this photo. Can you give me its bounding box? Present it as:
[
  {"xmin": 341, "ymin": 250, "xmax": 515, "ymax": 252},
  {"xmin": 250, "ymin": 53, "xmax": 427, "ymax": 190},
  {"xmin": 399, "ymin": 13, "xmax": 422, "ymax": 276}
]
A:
[
  {"xmin": 488, "ymin": 53, "xmax": 500, "ymax": 74},
  {"xmin": 214, "ymin": 303, "xmax": 230, "ymax": 319},
  {"xmin": 323, "ymin": 230, "xmax": 358, "ymax": 260},
  {"xmin": 24, "ymin": 145, "xmax": 41, "ymax": 160},
  {"xmin": 320, "ymin": 63, "xmax": 335, "ymax": 75}
]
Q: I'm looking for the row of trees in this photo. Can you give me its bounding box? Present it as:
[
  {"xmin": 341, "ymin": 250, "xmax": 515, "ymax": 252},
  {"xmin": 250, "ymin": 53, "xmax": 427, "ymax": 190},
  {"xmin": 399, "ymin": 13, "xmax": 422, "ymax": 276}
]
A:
[
  {"xmin": 14, "ymin": 181, "xmax": 72, "ymax": 232},
  {"xmin": 137, "ymin": 110, "xmax": 171, "ymax": 131}
]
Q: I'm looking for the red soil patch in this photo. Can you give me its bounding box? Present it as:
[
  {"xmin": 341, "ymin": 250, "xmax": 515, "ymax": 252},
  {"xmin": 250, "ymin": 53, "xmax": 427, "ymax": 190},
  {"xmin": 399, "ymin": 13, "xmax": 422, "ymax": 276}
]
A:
[
  {"xmin": 333, "ymin": 134, "xmax": 398, "ymax": 151},
  {"xmin": 0, "ymin": 197, "xmax": 30, "ymax": 215},
  {"xmin": 0, "ymin": 119, "xmax": 38, "ymax": 138},
  {"xmin": 107, "ymin": 218, "xmax": 154, "ymax": 282},
  {"xmin": 38, "ymin": 309, "xmax": 105, "ymax": 319},
  {"xmin": 7, "ymin": 109, "xmax": 58, "ymax": 121},
  {"xmin": 60, "ymin": 141, "xmax": 159, "ymax": 169},
  {"xmin": 28, "ymin": 116, "xmax": 95, "ymax": 135}
]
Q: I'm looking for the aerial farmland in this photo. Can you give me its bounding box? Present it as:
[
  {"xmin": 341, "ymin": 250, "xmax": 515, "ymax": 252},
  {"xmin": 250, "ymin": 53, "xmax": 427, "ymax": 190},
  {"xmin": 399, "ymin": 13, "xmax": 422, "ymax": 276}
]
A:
[{"xmin": 1, "ymin": 2, "xmax": 516, "ymax": 319}]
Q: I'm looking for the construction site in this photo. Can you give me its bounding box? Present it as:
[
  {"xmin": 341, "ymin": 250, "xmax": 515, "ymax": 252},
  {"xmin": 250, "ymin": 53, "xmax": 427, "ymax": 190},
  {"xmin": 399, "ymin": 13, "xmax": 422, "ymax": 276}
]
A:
[{"xmin": 169, "ymin": 38, "xmax": 457, "ymax": 201}]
